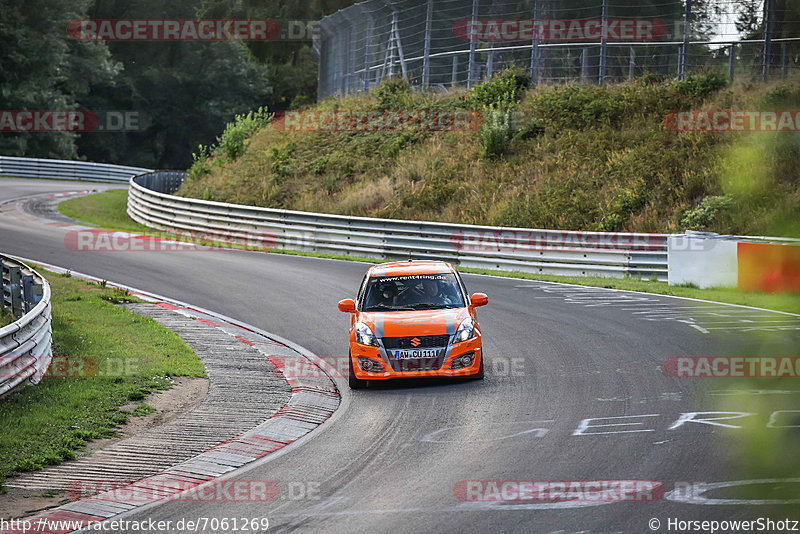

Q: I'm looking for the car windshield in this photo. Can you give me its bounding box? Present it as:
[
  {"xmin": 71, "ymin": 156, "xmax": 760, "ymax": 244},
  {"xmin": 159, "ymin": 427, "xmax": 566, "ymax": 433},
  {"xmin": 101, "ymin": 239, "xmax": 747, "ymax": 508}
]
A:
[{"xmin": 362, "ymin": 273, "xmax": 466, "ymax": 312}]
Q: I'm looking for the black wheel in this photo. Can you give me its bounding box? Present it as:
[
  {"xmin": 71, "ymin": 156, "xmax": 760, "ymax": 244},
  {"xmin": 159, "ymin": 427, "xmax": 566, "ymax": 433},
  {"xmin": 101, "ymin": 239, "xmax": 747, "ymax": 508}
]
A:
[
  {"xmin": 473, "ymin": 353, "xmax": 485, "ymax": 380},
  {"xmin": 348, "ymin": 353, "xmax": 367, "ymax": 389}
]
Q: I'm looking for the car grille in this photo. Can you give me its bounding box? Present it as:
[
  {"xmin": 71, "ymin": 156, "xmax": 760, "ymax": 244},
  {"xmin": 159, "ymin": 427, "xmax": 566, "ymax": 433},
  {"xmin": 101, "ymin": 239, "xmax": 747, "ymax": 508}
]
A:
[
  {"xmin": 382, "ymin": 335, "xmax": 450, "ymax": 349},
  {"xmin": 382, "ymin": 335, "xmax": 450, "ymax": 372}
]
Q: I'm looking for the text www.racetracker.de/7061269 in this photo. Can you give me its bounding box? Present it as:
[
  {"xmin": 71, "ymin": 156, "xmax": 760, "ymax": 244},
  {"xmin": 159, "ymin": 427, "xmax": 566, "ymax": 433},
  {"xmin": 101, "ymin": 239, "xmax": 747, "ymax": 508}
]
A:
[
  {"xmin": 1, "ymin": 517, "xmax": 270, "ymax": 533},
  {"xmin": 650, "ymin": 517, "xmax": 799, "ymax": 532}
]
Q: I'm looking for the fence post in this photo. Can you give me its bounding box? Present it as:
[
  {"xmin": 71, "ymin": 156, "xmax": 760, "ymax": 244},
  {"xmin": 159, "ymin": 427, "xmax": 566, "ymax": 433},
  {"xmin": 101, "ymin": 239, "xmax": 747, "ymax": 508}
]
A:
[
  {"xmin": 467, "ymin": 0, "xmax": 479, "ymax": 88},
  {"xmin": 679, "ymin": 0, "xmax": 691, "ymax": 80},
  {"xmin": 486, "ymin": 51, "xmax": 494, "ymax": 78},
  {"xmin": 599, "ymin": 0, "xmax": 608, "ymax": 84},
  {"xmin": 782, "ymin": 43, "xmax": 788, "ymax": 79},
  {"xmin": 336, "ymin": 18, "xmax": 346, "ymax": 94},
  {"xmin": 452, "ymin": 55, "xmax": 459, "ymax": 86},
  {"xmin": 392, "ymin": 10, "xmax": 409, "ymax": 81},
  {"xmin": 9, "ymin": 266, "xmax": 22, "ymax": 318},
  {"xmin": 342, "ymin": 11, "xmax": 357, "ymax": 94},
  {"xmin": 763, "ymin": 0, "xmax": 774, "ymax": 81},
  {"xmin": 581, "ymin": 47, "xmax": 589, "ymax": 83},
  {"xmin": 386, "ymin": 12, "xmax": 397, "ymax": 78},
  {"xmin": 729, "ymin": 43, "xmax": 736, "ymax": 82},
  {"xmin": 361, "ymin": 7, "xmax": 374, "ymax": 91},
  {"xmin": 629, "ymin": 47, "xmax": 636, "ymax": 81},
  {"xmin": 530, "ymin": 0, "xmax": 540, "ymax": 86},
  {"xmin": 422, "ymin": 0, "xmax": 433, "ymax": 87}
]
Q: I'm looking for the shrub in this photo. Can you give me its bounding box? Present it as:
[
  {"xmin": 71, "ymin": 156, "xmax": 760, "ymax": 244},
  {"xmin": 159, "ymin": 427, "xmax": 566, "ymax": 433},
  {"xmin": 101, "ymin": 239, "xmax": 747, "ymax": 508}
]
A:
[
  {"xmin": 372, "ymin": 77, "xmax": 411, "ymax": 110},
  {"xmin": 681, "ymin": 195, "xmax": 734, "ymax": 230},
  {"xmin": 215, "ymin": 107, "xmax": 272, "ymax": 161},
  {"xmin": 636, "ymin": 73, "xmax": 668, "ymax": 86},
  {"xmin": 471, "ymin": 69, "xmax": 530, "ymax": 109},
  {"xmin": 187, "ymin": 144, "xmax": 211, "ymax": 181},
  {"xmin": 479, "ymin": 106, "xmax": 513, "ymax": 158},
  {"xmin": 674, "ymin": 72, "xmax": 728, "ymax": 100}
]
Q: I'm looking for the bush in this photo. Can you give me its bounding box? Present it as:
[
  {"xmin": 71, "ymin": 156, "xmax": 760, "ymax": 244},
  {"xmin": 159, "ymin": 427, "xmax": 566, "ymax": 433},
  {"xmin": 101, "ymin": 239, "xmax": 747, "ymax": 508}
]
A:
[
  {"xmin": 471, "ymin": 69, "xmax": 530, "ymax": 109},
  {"xmin": 681, "ymin": 195, "xmax": 734, "ymax": 230},
  {"xmin": 675, "ymin": 72, "xmax": 728, "ymax": 99},
  {"xmin": 636, "ymin": 73, "xmax": 668, "ymax": 86},
  {"xmin": 479, "ymin": 106, "xmax": 513, "ymax": 158},
  {"xmin": 215, "ymin": 107, "xmax": 272, "ymax": 161},
  {"xmin": 372, "ymin": 77, "xmax": 411, "ymax": 110}
]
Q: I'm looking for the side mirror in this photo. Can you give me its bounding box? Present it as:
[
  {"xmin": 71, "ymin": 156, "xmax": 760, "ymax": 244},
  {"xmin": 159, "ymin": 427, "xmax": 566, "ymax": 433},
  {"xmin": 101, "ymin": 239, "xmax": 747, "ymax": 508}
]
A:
[
  {"xmin": 470, "ymin": 293, "xmax": 489, "ymax": 307},
  {"xmin": 338, "ymin": 299, "xmax": 356, "ymax": 313}
]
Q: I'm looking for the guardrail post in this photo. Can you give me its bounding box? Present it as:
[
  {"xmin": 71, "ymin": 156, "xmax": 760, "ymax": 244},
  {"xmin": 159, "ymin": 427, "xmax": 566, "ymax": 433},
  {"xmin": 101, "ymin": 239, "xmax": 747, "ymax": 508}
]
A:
[
  {"xmin": 22, "ymin": 274, "xmax": 34, "ymax": 314},
  {"xmin": 32, "ymin": 281, "xmax": 43, "ymax": 307},
  {"xmin": 9, "ymin": 266, "xmax": 23, "ymax": 318},
  {"xmin": 1, "ymin": 258, "xmax": 7, "ymax": 315}
]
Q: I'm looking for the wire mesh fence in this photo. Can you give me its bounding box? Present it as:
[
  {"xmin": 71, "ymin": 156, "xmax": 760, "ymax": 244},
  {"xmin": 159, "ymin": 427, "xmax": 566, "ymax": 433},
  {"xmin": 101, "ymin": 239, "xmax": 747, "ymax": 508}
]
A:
[{"xmin": 314, "ymin": 0, "xmax": 800, "ymax": 98}]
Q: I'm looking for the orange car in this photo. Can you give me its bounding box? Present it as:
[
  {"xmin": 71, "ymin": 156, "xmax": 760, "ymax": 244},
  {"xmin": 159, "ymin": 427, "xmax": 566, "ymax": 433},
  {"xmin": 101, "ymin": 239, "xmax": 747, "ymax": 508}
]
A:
[{"xmin": 338, "ymin": 260, "xmax": 488, "ymax": 389}]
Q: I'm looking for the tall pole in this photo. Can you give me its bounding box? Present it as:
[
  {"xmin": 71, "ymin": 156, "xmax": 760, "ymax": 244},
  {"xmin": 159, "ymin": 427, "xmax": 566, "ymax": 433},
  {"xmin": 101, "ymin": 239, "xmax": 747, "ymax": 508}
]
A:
[
  {"xmin": 679, "ymin": 0, "xmax": 691, "ymax": 80},
  {"xmin": 361, "ymin": 7, "xmax": 375, "ymax": 91},
  {"xmin": 599, "ymin": 0, "xmax": 608, "ymax": 84},
  {"xmin": 422, "ymin": 0, "xmax": 434, "ymax": 87},
  {"xmin": 467, "ymin": 0, "xmax": 479, "ymax": 88},
  {"xmin": 629, "ymin": 47, "xmax": 635, "ymax": 81},
  {"xmin": 530, "ymin": 0, "xmax": 540, "ymax": 86},
  {"xmin": 763, "ymin": 0, "xmax": 774, "ymax": 81}
]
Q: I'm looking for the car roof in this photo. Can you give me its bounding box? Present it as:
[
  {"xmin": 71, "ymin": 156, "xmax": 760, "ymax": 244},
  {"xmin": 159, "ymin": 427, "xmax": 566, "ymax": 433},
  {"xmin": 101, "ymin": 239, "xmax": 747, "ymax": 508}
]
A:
[{"xmin": 367, "ymin": 260, "xmax": 456, "ymax": 277}]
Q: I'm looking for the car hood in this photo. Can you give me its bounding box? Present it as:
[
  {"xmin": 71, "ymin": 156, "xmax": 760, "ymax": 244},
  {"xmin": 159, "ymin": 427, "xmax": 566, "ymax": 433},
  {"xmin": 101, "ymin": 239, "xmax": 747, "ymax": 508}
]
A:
[{"xmin": 358, "ymin": 308, "xmax": 470, "ymax": 338}]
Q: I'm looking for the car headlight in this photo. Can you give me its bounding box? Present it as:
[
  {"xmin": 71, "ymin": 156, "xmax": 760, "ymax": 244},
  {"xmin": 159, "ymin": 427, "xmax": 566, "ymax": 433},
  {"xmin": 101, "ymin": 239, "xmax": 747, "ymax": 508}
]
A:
[
  {"xmin": 354, "ymin": 322, "xmax": 379, "ymax": 346},
  {"xmin": 454, "ymin": 317, "xmax": 475, "ymax": 343}
]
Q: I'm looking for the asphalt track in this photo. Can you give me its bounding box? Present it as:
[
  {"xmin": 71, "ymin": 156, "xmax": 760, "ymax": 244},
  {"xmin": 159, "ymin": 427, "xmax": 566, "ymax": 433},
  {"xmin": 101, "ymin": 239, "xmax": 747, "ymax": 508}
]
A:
[{"xmin": 1, "ymin": 177, "xmax": 799, "ymax": 534}]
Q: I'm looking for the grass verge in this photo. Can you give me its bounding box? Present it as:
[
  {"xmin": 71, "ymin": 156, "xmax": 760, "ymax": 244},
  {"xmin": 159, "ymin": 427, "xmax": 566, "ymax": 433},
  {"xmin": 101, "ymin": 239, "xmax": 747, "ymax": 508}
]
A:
[
  {"xmin": 58, "ymin": 189, "xmax": 149, "ymax": 233},
  {"xmin": 0, "ymin": 311, "xmax": 14, "ymax": 328},
  {"xmin": 0, "ymin": 273, "xmax": 205, "ymax": 487},
  {"xmin": 58, "ymin": 190, "xmax": 800, "ymax": 316}
]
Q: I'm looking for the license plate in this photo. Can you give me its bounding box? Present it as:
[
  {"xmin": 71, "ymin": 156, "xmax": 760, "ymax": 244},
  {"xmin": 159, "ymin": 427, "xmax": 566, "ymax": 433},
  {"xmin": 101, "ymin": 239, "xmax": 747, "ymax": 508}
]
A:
[{"xmin": 394, "ymin": 349, "xmax": 438, "ymax": 359}]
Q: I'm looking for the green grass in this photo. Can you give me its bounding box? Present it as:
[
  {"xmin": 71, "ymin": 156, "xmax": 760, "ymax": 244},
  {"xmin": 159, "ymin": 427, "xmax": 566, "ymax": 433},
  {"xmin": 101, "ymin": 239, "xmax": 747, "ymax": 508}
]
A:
[
  {"xmin": 59, "ymin": 189, "xmax": 149, "ymax": 233},
  {"xmin": 0, "ymin": 273, "xmax": 205, "ymax": 485},
  {"xmin": 0, "ymin": 311, "xmax": 14, "ymax": 328},
  {"xmin": 59, "ymin": 190, "xmax": 800, "ymax": 316},
  {"xmin": 177, "ymin": 75, "xmax": 800, "ymax": 238}
]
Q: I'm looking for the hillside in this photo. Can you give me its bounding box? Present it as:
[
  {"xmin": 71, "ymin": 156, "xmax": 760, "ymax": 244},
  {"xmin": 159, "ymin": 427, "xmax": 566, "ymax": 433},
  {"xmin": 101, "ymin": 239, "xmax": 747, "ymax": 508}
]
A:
[{"xmin": 177, "ymin": 72, "xmax": 800, "ymax": 237}]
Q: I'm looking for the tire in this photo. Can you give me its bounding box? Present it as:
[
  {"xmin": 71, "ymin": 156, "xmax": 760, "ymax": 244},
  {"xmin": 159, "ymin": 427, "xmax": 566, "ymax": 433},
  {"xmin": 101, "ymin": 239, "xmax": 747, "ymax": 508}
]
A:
[{"xmin": 349, "ymin": 353, "xmax": 367, "ymax": 389}]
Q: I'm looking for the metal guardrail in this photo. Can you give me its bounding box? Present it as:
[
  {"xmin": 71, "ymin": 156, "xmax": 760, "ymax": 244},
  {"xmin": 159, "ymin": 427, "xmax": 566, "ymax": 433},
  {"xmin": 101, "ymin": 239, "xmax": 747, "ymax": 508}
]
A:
[
  {"xmin": 0, "ymin": 156, "xmax": 151, "ymax": 183},
  {"xmin": 128, "ymin": 171, "xmax": 669, "ymax": 280},
  {"xmin": 0, "ymin": 255, "xmax": 52, "ymax": 398}
]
